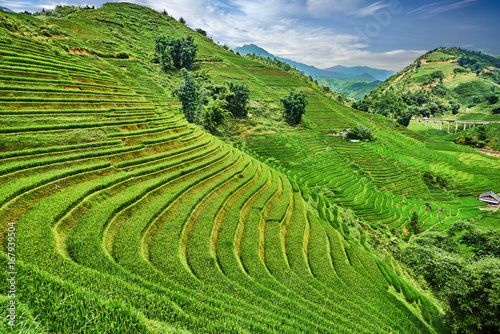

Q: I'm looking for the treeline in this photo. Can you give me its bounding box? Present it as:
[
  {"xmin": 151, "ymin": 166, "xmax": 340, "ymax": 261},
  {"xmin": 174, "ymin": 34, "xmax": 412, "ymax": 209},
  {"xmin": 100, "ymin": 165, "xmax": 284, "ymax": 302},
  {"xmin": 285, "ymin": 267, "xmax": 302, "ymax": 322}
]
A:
[
  {"xmin": 30, "ymin": 5, "xmax": 95, "ymax": 17},
  {"xmin": 353, "ymin": 89, "xmax": 459, "ymax": 126}
]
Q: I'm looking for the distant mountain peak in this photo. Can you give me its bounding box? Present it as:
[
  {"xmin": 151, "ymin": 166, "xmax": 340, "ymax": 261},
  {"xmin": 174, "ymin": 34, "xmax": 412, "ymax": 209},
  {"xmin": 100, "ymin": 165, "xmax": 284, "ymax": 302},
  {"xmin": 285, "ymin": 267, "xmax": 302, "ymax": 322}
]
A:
[
  {"xmin": 322, "ymin": 65, "xmax": 394, "ymax": 81},
  {"xmin": 234, "ymin": 44, "xmax": 274, "ymax": 59},
  {"xmin": 234, "ymin": 44, "xmax": 394, "ymax": 82},
  {"xmin": 0, "ymin": 7, "xmax": 14, "ymax": 12}
]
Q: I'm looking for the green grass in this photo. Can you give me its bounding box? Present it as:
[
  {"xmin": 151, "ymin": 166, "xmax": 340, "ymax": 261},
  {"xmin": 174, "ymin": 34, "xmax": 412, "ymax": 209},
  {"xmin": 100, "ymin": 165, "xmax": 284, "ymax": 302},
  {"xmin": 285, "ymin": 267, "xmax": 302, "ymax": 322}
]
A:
[{"xmin": 0, "ymin": 4, "xmax": 473, "ymax": 333}]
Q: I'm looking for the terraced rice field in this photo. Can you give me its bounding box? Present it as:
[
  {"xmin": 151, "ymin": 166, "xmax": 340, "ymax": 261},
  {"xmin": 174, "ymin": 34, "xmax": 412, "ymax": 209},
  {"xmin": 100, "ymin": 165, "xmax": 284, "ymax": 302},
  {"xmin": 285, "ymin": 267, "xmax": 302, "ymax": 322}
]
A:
[
  {"xmin": 0, "ymin": 9, "xmax": 447, "ymax": 333},
  {"xmin": 246, "ymin": 112, "xmax": 497, "ymax": 235},
  {"xmin": 0, "ymin": 9, "xmax": 454, "ymax": 333}
]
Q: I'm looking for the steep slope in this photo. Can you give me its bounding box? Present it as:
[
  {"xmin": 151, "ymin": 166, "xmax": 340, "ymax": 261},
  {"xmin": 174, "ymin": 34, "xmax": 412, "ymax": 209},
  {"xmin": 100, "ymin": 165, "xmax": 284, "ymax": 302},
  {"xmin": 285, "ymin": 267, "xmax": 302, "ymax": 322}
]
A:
[
  {"xmin": 0, "ymin": 4, "xmax": 444, "ymax": 333},
  {"xmin": 365, "ymin": 47, "xmax": 500, "ymax": 117}
]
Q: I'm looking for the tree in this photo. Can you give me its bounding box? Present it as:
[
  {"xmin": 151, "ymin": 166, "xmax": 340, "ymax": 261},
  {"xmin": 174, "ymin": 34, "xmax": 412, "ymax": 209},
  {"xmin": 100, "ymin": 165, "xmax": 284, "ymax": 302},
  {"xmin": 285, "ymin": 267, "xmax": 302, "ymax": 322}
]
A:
[
  {"xmin": 451, "ymin": 103, "xmax": 460, "ymax": 115},
  {"xmin": 396, "ymin": 109, "xmax": 412, "ymax": 127},
  {"xmin": 431, "ymin": 70, "xmax": 444, "ymax": 83},
  {"xmin": 155, "ymin": 36, "xmax": 197, "ymax": 71},
  {"xmin": 488, "ymin": 95, "xmax": 499, "ymax": 104},
  {"xmin": 196, "ymin": 28, "xmax": 207, "ymax": 36},
  {"xmin": 281, "ymin": 91, "xmax": 307, "ymax": 125},
  {"xmin": 200, "ymin": 98, "xmax": 229, "ymax": 133},
  {"xmin": 372, "ymin": 91, "xmax": 406, "ymax": 118},
  {"xmin": 224, "ymin": 81, "xmax": 250, "ymax": 117},
  {"xmin": 408, "ymin": 211, "xmax": 419, "ymax": 234},
  {"xmin": 173, "ymin": 69, "xmax": 199, "ymax": 123}
]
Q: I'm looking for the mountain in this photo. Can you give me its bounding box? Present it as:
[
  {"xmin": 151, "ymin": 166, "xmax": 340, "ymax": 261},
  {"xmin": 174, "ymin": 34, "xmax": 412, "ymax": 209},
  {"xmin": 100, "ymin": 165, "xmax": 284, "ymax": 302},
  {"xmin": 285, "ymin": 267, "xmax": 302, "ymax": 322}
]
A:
[
  {"xmin": 0, "ymin": 5, "xmax": 498, "ymax": 333},
  {"xmin": 323, "ymin": 65, "xmax": 394, "ymax": 81},
  {"xmin": 234, "ymin": 43, "xmax": 274, "ymax": 59},
  {"xmin": 235, "ymin": 44, "xmax": 390, "ymax": 81},
  {"xmin": 360, "ymin": 47, "xmax": 500, "ymax": 120},
  {"xmin": 235, "ymin": 44, "xmax": 393, "ymax": 99},
  {"xmin": 0, "ymin": 6, "xmax": 13, "ymax": 12}
]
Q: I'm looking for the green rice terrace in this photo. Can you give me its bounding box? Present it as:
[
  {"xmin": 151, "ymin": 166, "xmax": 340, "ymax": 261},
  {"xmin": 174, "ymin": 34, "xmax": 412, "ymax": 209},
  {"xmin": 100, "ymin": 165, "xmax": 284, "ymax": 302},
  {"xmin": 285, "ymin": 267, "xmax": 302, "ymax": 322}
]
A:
[{"xmin": 0, "ymin": 3, "xmax": 499, "ymax": 333}]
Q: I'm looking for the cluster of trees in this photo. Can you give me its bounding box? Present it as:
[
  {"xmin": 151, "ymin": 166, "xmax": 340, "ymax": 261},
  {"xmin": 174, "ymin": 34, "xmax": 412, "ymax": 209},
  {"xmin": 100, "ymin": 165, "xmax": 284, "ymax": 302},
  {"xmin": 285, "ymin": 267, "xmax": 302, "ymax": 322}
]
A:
[
  {"xmin": 459, "ymin": 57, "xmax": 483, "ymax": 73},
  {"xmin": 421, "ymin": 171, "xmax": 447, "ymax": 188},
  {"xmin": 452, "ymin": 125, "xmax": 488, "ymax": 148},
  {"xmin": 244, "ymin": 54, "xmax": 294, "ymax": 72},
  {"xmin": 353, "ymin": 88, "xmax": 461, "ymax": 126},
  {"xmin": 160, "ymin": 37, "xmax": 309, "ymax": 131},
  {"xmin": 344, "ymin": 125, "xmax": 374, "ymax": 141},
  {"xmin": 155, "ymin": 35, "xmax": 198, "ymax": 71},
  {"xmin": 173, "ymin": 69, "xmax": 250, "ymax": 133},
  {"xmin": 33, "ymin": 5, "xmax": 94, "ymax": 17},
  {"xmin": 399, "ymin": 221, "xmax": 500, "ymax": 333}
]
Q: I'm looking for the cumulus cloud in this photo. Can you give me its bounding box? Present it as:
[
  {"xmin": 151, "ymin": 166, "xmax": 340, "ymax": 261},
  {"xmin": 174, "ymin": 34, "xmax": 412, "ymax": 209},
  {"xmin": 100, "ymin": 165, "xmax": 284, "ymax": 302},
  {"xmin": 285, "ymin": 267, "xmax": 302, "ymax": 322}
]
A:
[
  {"xmin": 137, "ymin": 0, "xmax": 420, "ymax": 71},
  {"xmin": 140, "ymin": 1, "xmax": 356, "ymax": 63},
  {"xmin": 8, "ymin": 0, "xmax": 424, "ymax": 71},
  {"xmin": 333, "ymin": 49, "xmax": 427, "ymax": 71}
]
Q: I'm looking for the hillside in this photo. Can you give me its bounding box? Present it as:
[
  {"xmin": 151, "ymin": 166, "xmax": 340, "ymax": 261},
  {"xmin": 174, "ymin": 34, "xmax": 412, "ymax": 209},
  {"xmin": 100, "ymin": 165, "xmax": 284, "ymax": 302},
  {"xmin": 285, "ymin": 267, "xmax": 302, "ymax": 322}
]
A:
[
  {"xmin": 362, "ymin": 47, "xmax": 500, "ymax": 117},
  {"xmin": 0, "ymin": 4, "xmax": 498, "ymax": 333},
  {"xmin": 235, "ymin": 44, "xmax": 392, "ymax": 100}
]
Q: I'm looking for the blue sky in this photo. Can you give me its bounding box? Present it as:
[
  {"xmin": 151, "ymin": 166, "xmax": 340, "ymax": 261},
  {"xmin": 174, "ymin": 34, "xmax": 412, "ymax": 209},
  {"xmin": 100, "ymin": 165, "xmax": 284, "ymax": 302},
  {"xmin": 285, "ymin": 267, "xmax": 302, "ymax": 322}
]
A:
[{"xmin": 2, "ymin": 0, "xmax": 499, "ymax": 71}]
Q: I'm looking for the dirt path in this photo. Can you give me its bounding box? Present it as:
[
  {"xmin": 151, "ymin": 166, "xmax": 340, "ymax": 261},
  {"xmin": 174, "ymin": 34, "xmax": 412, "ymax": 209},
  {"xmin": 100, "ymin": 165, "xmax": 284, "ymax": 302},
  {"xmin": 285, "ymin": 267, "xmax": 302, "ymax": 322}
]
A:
[{"xmin": 476, "ymin": 148, "xmax": 500, "ymax": 158}]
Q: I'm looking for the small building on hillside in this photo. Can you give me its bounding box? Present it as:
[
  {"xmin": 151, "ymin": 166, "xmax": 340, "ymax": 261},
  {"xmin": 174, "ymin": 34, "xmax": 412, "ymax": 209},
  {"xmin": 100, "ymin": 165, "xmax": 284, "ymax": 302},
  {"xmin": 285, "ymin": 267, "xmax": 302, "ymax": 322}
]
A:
[
  {"xmin": 478, "ymin": 191, "xmax": 500, "ymax": 205},
  {"xmin": 331, "ymin": 128, "xmax": 350, "ymax": 136}
]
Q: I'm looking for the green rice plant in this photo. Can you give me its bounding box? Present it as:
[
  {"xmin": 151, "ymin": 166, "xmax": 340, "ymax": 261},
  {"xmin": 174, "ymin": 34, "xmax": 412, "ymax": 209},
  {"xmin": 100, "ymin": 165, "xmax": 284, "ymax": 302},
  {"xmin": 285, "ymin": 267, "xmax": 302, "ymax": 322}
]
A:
[
  {"xmin": 0, "ymin": 255, "xmax": 152, "ymax": 333},
  {"xmin": 0, "ymin": 118, "xmax": 158, "ymax": 133},
  {"xmin": 0, "ymin": 145, "xmax": 143, "ymax": 175},
  {"xmin": 140, "ymin": 128, "xmax": 194, "ymax": 145},
  {"xmin": 0, "ymin": 162, "xmax": 111, "ymax": 207},
  {"xmin": 115, "ymin": 137, "xmax": 213, "ymax": 168},
  {"xmin": 107, "ymin": 123, "xmax": 187, "ymax": 138},
  {"xmin": 0, "ymin": 140, "xmax": 121, "ymax": 159}
]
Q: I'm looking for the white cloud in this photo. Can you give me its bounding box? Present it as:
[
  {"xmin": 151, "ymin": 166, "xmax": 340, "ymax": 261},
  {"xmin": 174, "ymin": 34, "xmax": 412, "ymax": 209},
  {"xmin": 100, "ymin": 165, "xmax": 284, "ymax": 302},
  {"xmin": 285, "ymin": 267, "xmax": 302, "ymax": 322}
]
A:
[
  {"xmin": 407, "ymin": 0, "xmax": 477, "ymax": 19},
  {"xmin": 1, "ymin": 1, "xmax": 57, "ymax": 11},
  {"xmin": 138, "ymin": 0, "xmax": 421, "ymax": 71},
  {"xmin": 141, "ymin": 0, "xmax": 360, "ymax": 65},
  {"xmin": 355, "ymin": 1, "xmax": 390, "ymax": 17},
  {"xmin": 3, "ymin": 0, "xmax": 421, "ymax": 71},
  {"xmin": 332, "ymin": 49, "xmax": 427, "ymax": 71}
]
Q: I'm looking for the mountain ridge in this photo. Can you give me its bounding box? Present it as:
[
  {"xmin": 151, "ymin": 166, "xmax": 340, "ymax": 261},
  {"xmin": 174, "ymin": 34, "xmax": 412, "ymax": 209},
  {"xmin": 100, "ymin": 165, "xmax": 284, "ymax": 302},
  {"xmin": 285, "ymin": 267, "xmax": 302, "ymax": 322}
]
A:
[{"xmin": 235, "ymin": 43, "xmax": 394, "ymax": 81}]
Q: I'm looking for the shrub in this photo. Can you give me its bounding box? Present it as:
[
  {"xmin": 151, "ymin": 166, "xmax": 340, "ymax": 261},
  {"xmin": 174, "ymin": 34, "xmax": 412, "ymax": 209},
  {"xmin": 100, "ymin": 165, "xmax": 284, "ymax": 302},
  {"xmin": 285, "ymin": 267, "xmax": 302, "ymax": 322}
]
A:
[
  {"xmin": 345, "ymin": 125, "xmax": 373, "ymax": 141},
  {"xmin": 196, "ymin": 28, "xmax": 207, "ymax": 36},
  {"xmin": 487, "ymin": 95, "xmax": 499, "ymax": 104},
  {"xmin": 115, "ymin": 51, "xmax": 129, "ymax": 59}
]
